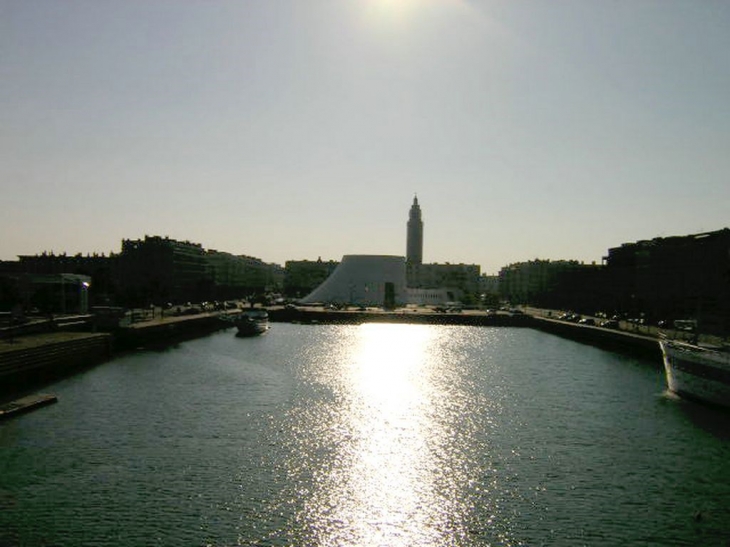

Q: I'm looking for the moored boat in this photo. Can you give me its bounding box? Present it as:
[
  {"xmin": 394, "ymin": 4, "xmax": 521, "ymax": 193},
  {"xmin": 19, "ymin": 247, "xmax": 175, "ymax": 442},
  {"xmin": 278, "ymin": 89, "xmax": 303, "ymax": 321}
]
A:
[
  {"xmin": 235, "ymin": 309, "xmax": 269, "ymax": 337},
  {"xmin": 659, "ymin": 338, "xmax": 730, "ymax": 407}
]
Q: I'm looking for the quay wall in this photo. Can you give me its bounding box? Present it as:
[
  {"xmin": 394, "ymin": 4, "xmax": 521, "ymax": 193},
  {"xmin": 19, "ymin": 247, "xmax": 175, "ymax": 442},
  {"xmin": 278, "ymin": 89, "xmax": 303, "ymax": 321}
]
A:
[
  {"xmin": 0, "ymin": 308, "xmax": 665, "ymax": 396},
  {"xmin": 267, "ymin": 308, "xmax": 533, "ymax": 327},
  {"xmin": 1, "ymin": 314, "xmax": 235, "ymax": 392},
  {"xmin": 114, "ymin": 314, "xmax": 233, "ymax": 350},
  {"xmin": 269, "ymin": 308, "xmax": 663, "ymax": 363},
  {"xmin": 0, "ymin": 333, "xmax": 112, "ymax": 392},
  {"xmin": 527, "ymin": 316, "xmax": 662, "ymax": 362}
]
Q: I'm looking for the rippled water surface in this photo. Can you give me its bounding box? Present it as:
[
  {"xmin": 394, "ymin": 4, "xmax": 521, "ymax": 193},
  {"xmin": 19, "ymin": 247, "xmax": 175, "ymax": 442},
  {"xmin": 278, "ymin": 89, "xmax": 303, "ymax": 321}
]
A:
[{"xmin": 1, "ymin": 324, "xmax": 729, "ymax": 546}]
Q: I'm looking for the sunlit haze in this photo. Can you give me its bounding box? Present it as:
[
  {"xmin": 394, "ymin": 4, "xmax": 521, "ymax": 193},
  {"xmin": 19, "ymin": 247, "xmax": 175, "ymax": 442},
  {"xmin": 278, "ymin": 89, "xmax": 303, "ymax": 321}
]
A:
[{"xmin": 2, "ymin": 1, "xmax": 728, "ymax": 273}]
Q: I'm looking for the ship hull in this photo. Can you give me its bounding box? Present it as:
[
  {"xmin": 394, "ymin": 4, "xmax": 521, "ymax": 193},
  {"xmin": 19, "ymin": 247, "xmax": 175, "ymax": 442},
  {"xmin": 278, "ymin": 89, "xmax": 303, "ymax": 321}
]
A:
[{"xmin": 659, "ymin": 339, "xmax": 730, "ymax": 407}]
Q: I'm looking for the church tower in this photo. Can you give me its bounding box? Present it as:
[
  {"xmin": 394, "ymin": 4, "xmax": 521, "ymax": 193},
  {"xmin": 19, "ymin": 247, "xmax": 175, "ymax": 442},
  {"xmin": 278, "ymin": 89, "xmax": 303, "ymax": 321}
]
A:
[{"xmin": 406, "ymin": 195, "xmax": 423, "ymax": 265}]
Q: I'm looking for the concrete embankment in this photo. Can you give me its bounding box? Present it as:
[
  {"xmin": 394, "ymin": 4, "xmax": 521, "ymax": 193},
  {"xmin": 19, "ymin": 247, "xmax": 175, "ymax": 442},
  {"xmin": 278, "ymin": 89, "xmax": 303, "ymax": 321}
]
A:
[
  {"xmin": 268, "ymin": 307, "xmax": 533, "ymax": 327},
  {"xmin": 0, "ymin": 332, "xmax": 113, "ymax": 392},
  {"xmin": 528, "ymin": 316, "xmax": 662, "ymax": 362},
  {"xmin": 114, "ymin": 313, "xmax": 233, "ymax": 350},
  {"xmin": 0, "ymin": 312, "xmax": 236, "ymax": 393},
  {"xmin": 269, "ymin": 307, "xmax": 663, "ymax": 363},
  {"xmin": 0, "ymin": 307, "xmax": 665, "ymax": 401}
]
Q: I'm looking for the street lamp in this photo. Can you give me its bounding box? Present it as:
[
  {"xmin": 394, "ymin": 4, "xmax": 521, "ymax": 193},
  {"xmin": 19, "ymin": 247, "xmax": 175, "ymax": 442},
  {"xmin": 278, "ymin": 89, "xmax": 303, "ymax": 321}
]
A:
[{"xmin": 80, "ymin": 281, "xmax": 91, "ymax": 314}]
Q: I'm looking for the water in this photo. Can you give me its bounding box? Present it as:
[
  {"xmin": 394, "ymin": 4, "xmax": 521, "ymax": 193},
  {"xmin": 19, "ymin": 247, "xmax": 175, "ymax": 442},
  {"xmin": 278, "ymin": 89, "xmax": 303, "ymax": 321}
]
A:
[{"xmin": 1, "ymin": 324, "xmax": 729, "ymax": 546}]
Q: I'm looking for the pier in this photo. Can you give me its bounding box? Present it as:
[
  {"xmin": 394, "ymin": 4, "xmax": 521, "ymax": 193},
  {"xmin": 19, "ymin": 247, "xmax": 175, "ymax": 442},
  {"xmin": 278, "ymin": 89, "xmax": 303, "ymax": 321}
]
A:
[{"xmin": 0, "ymin": 393, "xmax": 58, "ymax": 420}]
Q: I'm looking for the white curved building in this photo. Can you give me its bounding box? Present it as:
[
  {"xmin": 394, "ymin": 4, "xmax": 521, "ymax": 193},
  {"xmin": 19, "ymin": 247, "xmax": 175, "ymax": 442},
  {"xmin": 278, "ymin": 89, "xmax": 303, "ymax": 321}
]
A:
[
  {"xmin": 300, "ymin": 255, "xmax": 408, "ymax": 307},
  {"xmin": 300, "ymin": 254, "xmax": 454, "ymax": 307}
]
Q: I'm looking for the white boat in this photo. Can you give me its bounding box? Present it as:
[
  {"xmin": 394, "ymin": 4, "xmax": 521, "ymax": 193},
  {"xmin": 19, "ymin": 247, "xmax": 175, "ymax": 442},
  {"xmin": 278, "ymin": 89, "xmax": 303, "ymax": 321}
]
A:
[
  {"xmin": 659, "ymin": 338, "xmax": 730, "ymax": 407},
  {"xmin": 235, "ymin": 309, "xmax": 269, "ymax": 337}
]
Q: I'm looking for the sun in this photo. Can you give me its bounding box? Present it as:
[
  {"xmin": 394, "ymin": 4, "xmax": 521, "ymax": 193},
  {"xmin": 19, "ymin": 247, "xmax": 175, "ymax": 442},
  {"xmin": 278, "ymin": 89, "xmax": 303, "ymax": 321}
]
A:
[
  {"xmin": 370, "ymin": 0, "xmax": 420, "ymax": 19},
  {"xmin": 363, "ymin": 0, "xmax": 469, "ymax": 28},
  {"xmin": 365, "ymin": 0, "xmax": 452, "ymax": 26}
]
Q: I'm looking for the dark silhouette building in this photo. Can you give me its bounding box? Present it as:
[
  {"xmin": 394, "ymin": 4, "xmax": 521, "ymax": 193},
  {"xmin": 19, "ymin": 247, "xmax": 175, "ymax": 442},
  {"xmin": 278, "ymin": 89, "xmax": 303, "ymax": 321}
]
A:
[
  {"xmin": 603, "ymin": 229, "xmax": 730, "ymax": 333},
  {"xmin": 498, "ymin": 259, "xmax": 606, "ymax": 312},
  {"xmin": 284, "ymin": 258, "xmax": 339, "ymax": 298},
  {"xmin": 207, "ymin": 250, "xmax": 283, "ymax": 301},
  {"xmin": 117, "ymin": 236, "xmax": 211, "ymax": 306},
  {"xmin": 116, "ymin": 236, "xmax": 283, "ymax": 306},
  {"xmin": 406, "ymin": 195, "xmax": 423, "ymax": 265},
  {"xmin": 10, "ymin": 252, "xmax": 116, "ymax": 311},
  {"xmin": 498, "ymin": 228, "xmax": 730, "ymax": 335}
]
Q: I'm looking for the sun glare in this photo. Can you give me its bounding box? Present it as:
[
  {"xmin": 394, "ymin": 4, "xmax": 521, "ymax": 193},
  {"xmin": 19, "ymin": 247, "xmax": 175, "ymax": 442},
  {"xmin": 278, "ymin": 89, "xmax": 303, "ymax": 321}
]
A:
[
  {"xmin": 357, "ymin": 0, "xmax": 480, "ymax": 47},
  {"xmin": 364, "ymin": 0, "xmax": 467, "ymax": 25},
  {"xmin": 370, "ymin": 0, "xmax": 420, "ymax": 20},
  {"xmin": 350, "ymin": 322, "xmax": 433, "ymax": 406},
  {"xmin": 297, "ymin": 323, "xmax": 461, "ymax": 545}
]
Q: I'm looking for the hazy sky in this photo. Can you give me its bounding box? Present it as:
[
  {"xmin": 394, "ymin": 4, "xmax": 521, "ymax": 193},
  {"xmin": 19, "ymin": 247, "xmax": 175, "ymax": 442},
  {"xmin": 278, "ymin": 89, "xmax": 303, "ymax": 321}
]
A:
[{"xmin": 2, "ymin": 1, "xmax": 728, "ymax": 273}]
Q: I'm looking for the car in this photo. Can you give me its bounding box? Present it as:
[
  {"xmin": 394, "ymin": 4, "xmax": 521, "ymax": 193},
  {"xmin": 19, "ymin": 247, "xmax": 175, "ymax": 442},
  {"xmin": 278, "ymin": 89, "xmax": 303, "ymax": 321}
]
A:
[
  {"xmin": 578, "ymin": 318, "xmax": 595, "ymax": 326},
  {"xmin": 600, "ymin": 319, "xmax": 619, "ymax": 329}
]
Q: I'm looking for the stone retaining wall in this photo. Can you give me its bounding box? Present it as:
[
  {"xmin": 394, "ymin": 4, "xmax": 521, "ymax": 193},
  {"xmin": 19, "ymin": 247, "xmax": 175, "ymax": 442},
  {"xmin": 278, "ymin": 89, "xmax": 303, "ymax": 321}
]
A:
[{"xmin": 0, "ymin": 333, "xmax": 112, "ymax": 389}]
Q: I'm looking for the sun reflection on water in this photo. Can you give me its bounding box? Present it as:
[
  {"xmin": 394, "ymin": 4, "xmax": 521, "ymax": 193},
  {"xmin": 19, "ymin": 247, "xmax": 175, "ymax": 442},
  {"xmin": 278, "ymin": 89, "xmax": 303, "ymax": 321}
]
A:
[{"xmin": 293, "ymin": 323, "xmax": 480, "ymax": 546}]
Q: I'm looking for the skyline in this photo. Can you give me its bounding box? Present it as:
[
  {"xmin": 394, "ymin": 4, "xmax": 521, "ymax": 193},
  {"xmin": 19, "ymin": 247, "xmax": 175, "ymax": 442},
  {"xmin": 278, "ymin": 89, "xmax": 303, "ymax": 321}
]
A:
[{"xmin": 2, "ymin": 1, "xmax": 729, "ymax": 274}]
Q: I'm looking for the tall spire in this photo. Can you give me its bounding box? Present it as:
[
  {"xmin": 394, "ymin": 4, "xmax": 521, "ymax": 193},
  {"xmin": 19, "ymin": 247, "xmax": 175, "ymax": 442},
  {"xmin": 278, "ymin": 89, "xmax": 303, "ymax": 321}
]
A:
[{"xmin": 407, "ymin": 195, "xmax": 423, "ymax": 265}]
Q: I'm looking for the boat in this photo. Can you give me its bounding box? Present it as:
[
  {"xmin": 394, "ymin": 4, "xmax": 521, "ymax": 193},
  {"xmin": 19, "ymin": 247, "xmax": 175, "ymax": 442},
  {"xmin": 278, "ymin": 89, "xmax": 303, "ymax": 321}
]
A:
[
  {"xmin": 659, "ymin": 337, "xmax": 730, "ymax": 407},
  {"xmin": 235, "ymin": 309, "xmax": 269, "ymax": 337}
]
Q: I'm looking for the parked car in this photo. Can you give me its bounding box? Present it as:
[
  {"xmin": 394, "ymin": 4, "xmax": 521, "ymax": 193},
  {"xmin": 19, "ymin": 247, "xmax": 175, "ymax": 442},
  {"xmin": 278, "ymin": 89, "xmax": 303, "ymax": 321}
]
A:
[{"xmin": 578, "ymin": 318, "xmax": 595, "ymax": 326}]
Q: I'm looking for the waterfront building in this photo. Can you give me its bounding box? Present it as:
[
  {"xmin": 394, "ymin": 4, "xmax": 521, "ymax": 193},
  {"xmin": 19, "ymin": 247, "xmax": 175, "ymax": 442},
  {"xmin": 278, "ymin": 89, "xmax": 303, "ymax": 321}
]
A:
[
  {"xmin": 3, "ymin": 238, "xmax": 285, "ymax": 310},
  {"xmin": 206, "ymin": 250, "xmax": 283, "ymax": 300},
  {"xmin": 16, "ymin": 251, "xmax": 115, "ymax": 277},
  {"xmin": 12, "ymin": 252, "xmax": 116, "ymax": 309},
  {"xmin": 0, "ymin": 270, "xmax": 92, "ymax": 315},
  {"xmin": 284, "ymin": 258, "xmax": 339, "ymax": 298},
  {"xmin": 498, "ymin": 259, "xmax": 605, "ymax": 312},
  {"xmin": 300, "ymin": 255, "xmax": 408, "ymax": 307},
  {"xmin": 299, "ymin": 254, "xmax": 453, "ymax": 307},
  {"xmin": 117, "ymin": 236, "xmax": 212, "ymax": 306},
  {"xmin": 118, "ymin": 236, "xmax": 284, "ymax": 305},
  {"xmin": 603, "ymin": 228, "xmax": 730, "ymax": 333},
  {"xmin": 412, "ymin": 262, "xmax": 481, "ymax": 294},
  {"xmin": 479, "ymin": 274, "xmax": 500, "ymax": 295},
  {"xmin": 302, "ymin": 197, "xmax": 481, "ymax": 307},
  {"xmin": 0, "ymin": 262, "xmax": 20, "ymax": 312}
]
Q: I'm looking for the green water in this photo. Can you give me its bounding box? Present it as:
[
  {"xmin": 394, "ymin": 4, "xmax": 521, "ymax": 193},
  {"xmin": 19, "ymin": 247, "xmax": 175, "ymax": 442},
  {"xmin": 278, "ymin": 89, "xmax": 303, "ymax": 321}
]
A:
[{"xmin": 1, "ymin": 324, "xmax": 728, "ymax": 546}]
